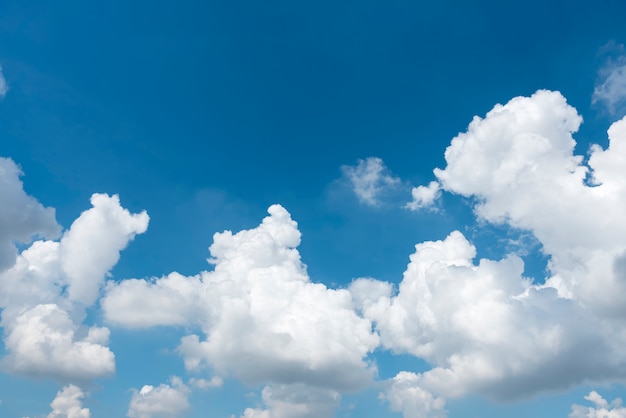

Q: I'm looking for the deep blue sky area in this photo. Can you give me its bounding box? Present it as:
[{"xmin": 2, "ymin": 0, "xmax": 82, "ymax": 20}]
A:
[{"xmin": 1, "ymin": 1, "xmax": 626, "ymax": 417}]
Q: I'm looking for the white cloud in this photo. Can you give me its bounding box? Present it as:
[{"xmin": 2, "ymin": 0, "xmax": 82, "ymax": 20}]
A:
[
  {"xmin": 127, "ymin": 377, "xmax": 190, "ymax": 418},
  {"xmin": 47, "ymin": 384, "xmax": 91, "ymax": 418},
  {"xmin": 383, "ymin": 372, "xmax": 446, "ymax": 418},
  {"xmin": 405, "ymin": 181, "xmax": 441, "ymax": 211},
  {"xmin": 0, "ymin": 65, "xmax": 7, "ymax": 99},
  {"xmin": 348, "ymin": 91, "xmax": 626, "ymax": 416},
  {"xmin": 240, "ymin": 384, "xmax": 340, "ymax": 418},
  {"xmin": 593, "ymin": 46, "xmax": 626, "ymax": 116},
  {"xmin": 0, "ymin": 157, "xmax": 60, "ymax": 271},
  {"xmin": 104, "ymin": 205, "xmax": 379, "ymax": 394},
  {"xmin": 60, "ymin": 193, "xmax": 149, "ymax": 305},
  {"xmin": 0, "ymin": 159, "xmax": 149, "ymax": 382},
  {"xmin": 3, "ymin": 304, "xmax": 114, "ymax": 381},
  {"xmin": 341, "ymin": 157, "xmax": 401, "ymax": 206},
  {"xmin": 570, "ymin": 391, "xmax": 626, "ymax": 418}
]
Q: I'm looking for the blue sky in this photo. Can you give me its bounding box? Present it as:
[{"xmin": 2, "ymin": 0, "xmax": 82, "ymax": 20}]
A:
[{"xmin": 1, "ymin": 1, "xmax": 626, "ymax": 417}]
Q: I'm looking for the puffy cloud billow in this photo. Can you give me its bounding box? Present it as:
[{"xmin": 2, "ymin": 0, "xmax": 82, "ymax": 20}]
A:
[
  {"xmin": 103, "ymin": 204, "xmax": 380, "ymax": 392},
  {"xmin": 0, "ymin": 159, "xmax": 149, "ymax": 382},
  {"xmin": 364, "ymin": 90, "xmax": 626, "ymax": 416}
]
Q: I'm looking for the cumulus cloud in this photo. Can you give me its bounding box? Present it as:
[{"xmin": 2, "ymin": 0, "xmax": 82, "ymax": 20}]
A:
[
  {"xmin": 60, "ymin": 194, "xmax": 149, "ymax": 305},
  {"xmin": 240, "ymin": 384, "xmax": 340, "ymax": 418},
  {"xmin": 593, "ymin": 46, "xmax": 626, "ymax": 116},
  {"xmin": 341, "ymin": 157, "xmax": 401, "ymax": 206},
  {"xmin": 47, "ymin": 384, "xmax": 91, "ymax": 418},
  {"xmin": 0, "ymin": 158, "xmax": 149, "ymax": 382},
  {"xmin": 348, "ymin": 91, "xmax": 626, "ymax": 416},
  {"xmin": 0, "ymin": 65, "xmax": 7, "ymax": 99},
  {"xmin": 3, "ymin": 304, "xmax": 114, "ymax": 381},
  {"xmin": 382, "ymin": 372, "xmax": 446, "ymax": 418},
  {"xmin": 570, "ymin": 391, "xmax": 626, "ymax": 418},
  {"xmin": 405, "ymin": 181, "xmax": 441, "ymax": 211},
  {"xmin": 127, "ymin": 377, "xmax": 190, "ymax": 418},
  {"xmin": 104, "ymin": 205, "xmax": 379, "ymax": 394}
]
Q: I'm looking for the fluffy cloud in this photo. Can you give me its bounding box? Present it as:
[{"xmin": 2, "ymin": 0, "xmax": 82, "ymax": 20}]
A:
[
  {"xmin": 127, "ymin": 377, "xmax": 190, "ymax": 418},
  {"xmin": 433, "ymin": 90, "xmax": 626, "ymax": 313},
  {"xmin": 382, "ymin": 372, "xmax": 446, "ymax": 418},
  {"xmin": 405, "ymin": 181, "xmax": 441, "ymax": 211},
  {"xmin": 0, "ymin": 159, "xmax": 149, "ymax": 382},
  {"xmin": 341, "ymin": 157, "xmax": 401, "ymax": 206},
  {"xmin": 3, "ymin": 304, "xmax": 114, "ymax": 381},
  {"xmin": 240, "ymin": 384, "xmax": 340, "ymax": 418},
  {"xmin": 0, "ymin": 65, "xmax": 7, "ymax": 98},
  {"xmin": 570, "ymin": 391, "xmax": 626, "ymax": 418},
  {"xmin": 0, "ymin": 157, "xmax": 60, "ymax": 271},
  {"xmin": 60, "ymin": 193, "xmax": 149, "ymax": 305},
  {"xmin": 47, "ymin": 384, "xmax": 91, "ymax": 418},
  {"xmin": 104, "ymin": 205, "xmax": 379, "ymax": 394},
  {"xmin": 351, "ymin": 91, "xmax": 626, "ymax": 416}
]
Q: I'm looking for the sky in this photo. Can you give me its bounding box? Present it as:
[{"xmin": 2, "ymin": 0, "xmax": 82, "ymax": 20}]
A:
[{"xmin": 1, "ymin": 1, "xmax": 626, "ymax": 417}]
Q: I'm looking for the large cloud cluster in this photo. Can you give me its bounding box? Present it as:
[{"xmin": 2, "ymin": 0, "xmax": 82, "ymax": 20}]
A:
[
  {"xmin": 0, "ymin": 158, "xmax": 149, "ymax": 382},
  {"xmin": 370, "ymin": 90, "xmax": 626, "ymax": 416},
  {"xmin": 103, "ymin": 205, "xmax": 379, "ymax": 395}
]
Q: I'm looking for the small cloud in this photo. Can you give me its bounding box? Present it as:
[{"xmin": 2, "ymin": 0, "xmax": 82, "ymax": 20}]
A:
[
  {"xmin": 569, "ymin": 391, "xmax": 626, "ymax": 418},
  {"xmin": 341, "ymin": 157, "xmax": 401, "ymax": 206},
  {"xmin": 0, "ymin": 65, "xmax": 7, "ymax": 99},
  {"xmin": 405, "ymin": 181, "xmax": 441, "ymax": 211},
  {"xmin": 47, "ymin": 384, "xmax": 91, "ymax": 418},
  {"xmin": 593, "ymin": 43, "xmax": 626, "ymax": 116},
  {"xmin": 127, "ymin": 376, "xmax": 190, "ymax": 418}
]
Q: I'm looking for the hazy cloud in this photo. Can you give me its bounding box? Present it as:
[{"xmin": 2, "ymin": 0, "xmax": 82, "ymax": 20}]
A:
[
  {"xmin": 593, "ymin": 45, "xmax": 626, "ymax": 115},
  {"xmin": 0, "ymin": 65, "xmax": 7, "ymax": 99},
  {"xmin": 341, "ymin": 157, "xmax": 401, "ymax": 206}
]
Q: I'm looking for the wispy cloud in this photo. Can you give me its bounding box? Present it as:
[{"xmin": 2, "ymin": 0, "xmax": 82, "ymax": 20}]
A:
[
  {"xmin": 341, "ymin": 157, "xmax": 401, "ymax": 206},
  {"xmin": 593, "ymin": 43, "xmax": 626, "ymax": 116},
  {"xmin": 0, "ymin": 65, "xmax": 7, "ymax": 99}
]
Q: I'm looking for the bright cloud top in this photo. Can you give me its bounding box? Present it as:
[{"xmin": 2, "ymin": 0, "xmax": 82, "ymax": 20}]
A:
[
  {"xmin": 341, "ymin": 156, "xmax": 401, "ymax": 206},
  {"xmin": 47, "ymin": 384, "xmax": 91, "ymax": 418}
]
